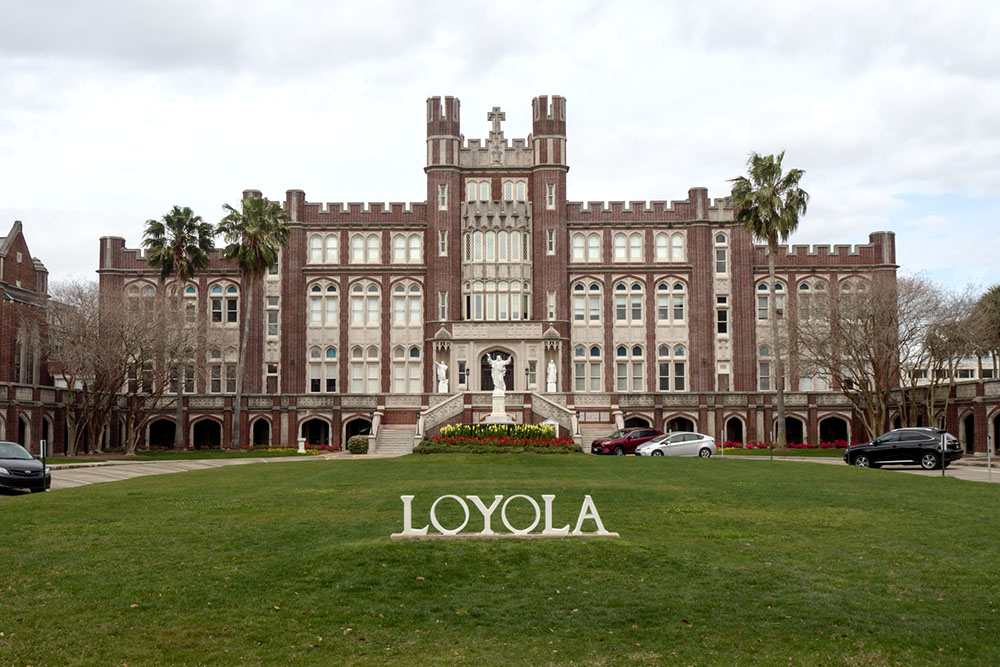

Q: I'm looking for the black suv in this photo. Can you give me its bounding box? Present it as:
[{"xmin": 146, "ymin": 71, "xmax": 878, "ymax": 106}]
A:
[{"xmin": 844, "ymin": 428, "xmax": 963, "ymax": 470}]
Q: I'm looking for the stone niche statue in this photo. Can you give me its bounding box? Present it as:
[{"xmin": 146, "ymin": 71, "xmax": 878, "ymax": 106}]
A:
[
  {"xmin": 435, "ymin": 361, "xmax": 448, "ymax": 393},
  {"xmin": 487, "ymin": 353, "xmax": 512, "ymax": 393},
  {"xmin": 546, "ymin": 360, "xmax": 557, "ymax": 392}
]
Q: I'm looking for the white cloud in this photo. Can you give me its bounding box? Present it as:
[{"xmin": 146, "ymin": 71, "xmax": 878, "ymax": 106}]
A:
[{"xmin": 0, "ymin": 0, "xmax": 998, "ymax": 290}]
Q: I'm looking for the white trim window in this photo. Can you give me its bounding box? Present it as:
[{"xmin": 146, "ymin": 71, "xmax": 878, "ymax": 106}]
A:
[
  {"xmin": 464, "ymin": 230, "xmax": 527, "ymax": 263},
  {"xmin": 716, "ymin": 295, "xmax": 728, "ymax": 335},
  {"xmin": 657, "ymin": 344, "xmax": 687, "ymax": 392},
  {"xmin": 615, "ymin": 345, "xmax": 645, "ymax": 392},
  {"xmin": 438, "ymin": 230, "xmax": 447, "ymax": 256},
  {"xmin": 656, "ymin": 281, "xmax": 686, "ymax": 323},
  {"xmin": 797, "ymin": 280, "xmax": 826, "ymax": 320},
  {"xmin": 308, "ymin": 346, "xmax": 338, "ymax": 393},
  {"xmin": 350, "ymin": 233, "xmax": 381, "ymax": 264},
  {"xmin": 209, "ymin": 347, "xmax": 238, "ymax": 394},
  {"xmin": 573, "ymin": 345, "xmax": 603, "ymax": 392},
  {"xmin": 502, "ymin": 179, "xmax": 528, "ymax": 202},
  {"xmin": 546, "ymin": 229, "xmax": 556, "ymax": 255},
  {"xmin": 392, "ymin": 233, "xmax": 423, "ymax": 264},
  {"xmin": 546, "ymin": 183, "xmax": 556, "ymax": 209},
  {"xmin": 654, "ymin": 232, "xmax": 685, "ymax": 262},
  {"xmin": 308, "ymin": 234, "xmax": 339, "ymax": 264},
  {"xmin": 571, "ymin": 232, "xmax": 601, "ymax": 262},
  {"xmin": 614, "ymin": 232, "xmax": 643, "ymax": 262},
  {"xmin": 614, "ymin": 281, "xmax": 644, "ymax": 323},
  {"xmin": 714, "ymin": 233, "xmax": 728, "ymax": 274},
  {"xmin": 266, "ymin": 296, "xmax": 280, "ymax": 337},
  {"xmin": 757, "ymin": 282, "xmax": 786, "ymax": 319},
  {"xmin": 308, "ymin": 282, "xmax": 339, "ymax": 327},
  {"xmin": 438, "ymin": 184, "xmax": 448, "ymax": 210},
  {"xmin": 350, "ymin": 281, "xmax": 381, "ymax": 327},
  {"xmin": 571, "ymin": 280, "xmax": 602, "ymax": 323},
  {"xmin": 209, "ymin": 283, "xmax": 239, "ymax": 325},
  {"xmin": 391, "ymin": 345, "xmax": 422, "ymax": 393},
  {"xmin": 467, "ymin": 179, "xmax": 491, "ymax": 202},
  {"xmin": 392, "ymin": 281, "xmax": 423, "ymax": 326},
  {"xmin": 349, "ymin": 345, "xmax": 380, "ymax": 393},
  {"xmin": 463, "ymin": 280, "xmax": 529, "ymax": 321},
  {"xmin": 183, "ymin": 285, "xmax": 197, "ymax": 323}
]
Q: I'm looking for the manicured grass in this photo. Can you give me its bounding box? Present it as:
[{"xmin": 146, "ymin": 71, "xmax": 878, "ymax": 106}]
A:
[
  {"xmin": 4, "ymin": 456, "xmax": 999, "ymax": 665},
  {"xmin": 45, "ymin": 449, "xmax": 318, "ymax": 464}
]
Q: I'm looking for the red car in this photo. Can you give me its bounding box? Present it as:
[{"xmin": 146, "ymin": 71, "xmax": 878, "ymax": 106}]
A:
[{"xmin": 590, "ymin": 427, "xmax": 664, "ymax": 455}]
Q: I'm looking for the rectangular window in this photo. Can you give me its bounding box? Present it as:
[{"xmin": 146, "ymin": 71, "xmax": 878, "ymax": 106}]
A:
[
  {"xmin": 439, "ymin": 291, "xmax": 447, "ymax": 320},
  {"xmin": 367, "ymin": 296, "xmax": 379, "ymax": 324},
  {"xmin": 310, "ymin": 365, "xmax": 321, "ymax": 393},
  {"xmin": 528, "ymin": 360, "xmax": 537, "ymax": 387},
  {"xmin": 657, "ymin": 295, "xmax": 669, "ymax": 321},
  {"xmin": 226, "ymin": 366, "xmax": 236, "ymax": 393},
  {"xmin": 351, "ymin": 297, "xmax": 363, "ymax": 324},
  {"xmin": 546, "ymin": 230, "xmax": 555, "ymax": 254},
  {"xmin": 267, "ymin": 310, "xmax": 279, "ymax": 336},
  {"xmin": 210, "ymin": 366, "xmax": 221, "ymax": 393},
  {"xmin": 310, "ymin": 297, "xmax": 322, "ymax": 324},
  {"xmin": 266, "ymin": 363, "xmax": 278, "ymax": 393},
  {"xmin": 658, "ymin": 362, "xmax": 670, "ymax": 391},
  {"xmin": 672, "ymin": 296, "xmax": 683, "ymax": 321},
  {"xmin": 211, "ymin": 298, "xmax": 222, "ymax": 323},
  {"xmin": 616, "ymin": 295, "xmax": 627, "ymax": 321},
  {"xmin": 351, "ymin": 364, "xmax": 363, "ymax": 393},
  {"xmin": 631, "ymin": 296, "xmax": 642, "ymax": 322},
  {"xmin": 758, "ymin": 295, "xmax": 769, "ymax": 319},
  {"xmin": 546, "ymin": 184, "xmax": 555, "ymax": 209},
  {"xmin": 458, "ymin": 361, "xmax": 468, "ymax": 386},
  {"xmin": 632, "ymin": 362, "xmax": 643, "ymax": 392},
  {"xmin": 616, "ymin": 362, "xmax": 627, "ymax": 392},
  {"xmin": 226, "ymin": 298, "xmax": 238, "ymax": 323},
  {"xmin": 573, "ymin": 295, "xmax": 585, "ymax": 321},
  {"xmin": 590, "ymin": 362, "xmax": 601, "ymax": 391},
  {"xmin": 718, "ymin": 373, "xmax": 730, "ymax": 392},
  {"xmin": 438, "ymin": 184, "xmax": 448, "ymax": 210},
  {"xmin": 393, "ymin": 296, "xmax": 406, "ymax": 324},
  {"xmin": 957, "ymin": 368, "xmax": 974, "ymax": 379},
  {"xmin": 439, "ymin": 230, "xmax": 447, "ymax": 256},
  {"xmin": 589, "ymin": 295, "xmax": 600, "ymax": 322},
  {"xmin": 673, "ymin": 362, "xmax": 685, "ymax": 391},
  {"xmin": 575, "ymin": 362, "xmax": 586, "ymax": 392},
  {"xmin": 547, "ymin": 291, "xmax": 556, "ymax": 320},
  {"xmin": 715, "ymin": 248, "xmax": 727, "ymax": 274},
  {"xmin": 983, "ymin": 369, "xmax": 996, "ymax": 379},
  {"xmin": 716, "ymin": 309, "xmax": 728, "ymax": 335},
  {"xmin": 759, "ymin": 362, "xmax": 771, "ymax": 391}
]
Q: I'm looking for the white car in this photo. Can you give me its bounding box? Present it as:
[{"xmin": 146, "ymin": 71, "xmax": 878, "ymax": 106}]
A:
[{"xmin": 635, "ymin": 432, "xmax": 717, "ymax": 458}]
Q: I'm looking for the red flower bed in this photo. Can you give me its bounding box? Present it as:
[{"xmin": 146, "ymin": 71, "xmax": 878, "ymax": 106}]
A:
[{"xmin": 414, "ymin": 435, "xmax": 580, "ymax": 454}]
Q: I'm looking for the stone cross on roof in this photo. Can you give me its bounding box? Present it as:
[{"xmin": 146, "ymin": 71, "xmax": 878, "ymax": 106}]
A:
[{"xmin": 488, "ymin": 106, "xmax": 505, "ymax": 136}]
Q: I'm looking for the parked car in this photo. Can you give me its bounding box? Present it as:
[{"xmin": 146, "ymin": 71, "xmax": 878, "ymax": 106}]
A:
[
  {"xmin": 636, "ymin": 432, "xmax": 717, "ymax": 458},
  {"xmin": 590, "ymin": 428, "xmax": 664, "ymax": 455},
  {"xmin": 0, "ymin": 441, "xmax": 51, "ymax": 493},
  {"xmin": 843, "ymin": 428, "xmax": 963, "ymax": 470}
]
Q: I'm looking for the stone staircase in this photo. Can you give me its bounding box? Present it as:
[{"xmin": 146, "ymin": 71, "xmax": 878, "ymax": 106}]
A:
[
  {"xmin": 375, "ymin": 425, "xmax": 417, "ymax": 455},
  {"xmin": 581, "ymin": 426, "xmax": 614, "ymax": 451}
]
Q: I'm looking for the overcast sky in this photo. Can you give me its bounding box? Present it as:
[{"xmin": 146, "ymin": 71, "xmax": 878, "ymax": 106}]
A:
[{"xmin": 2, "ymin": 0, "xmax": 998, "ymax": 291}]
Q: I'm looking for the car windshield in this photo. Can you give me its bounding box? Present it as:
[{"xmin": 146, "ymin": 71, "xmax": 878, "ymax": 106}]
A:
[
  {"xmin": 0, "ymin": 442, "xmax": 33, "ymax": 460},
  {"xmin": 607, "ymin": 430, "xmax": 629, "ymax": 439}
]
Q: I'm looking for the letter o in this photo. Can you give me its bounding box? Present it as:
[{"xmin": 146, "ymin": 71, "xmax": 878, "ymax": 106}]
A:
[
  {"xmin": 500, "ymin": 494, "xmax": 541, "ymax": 535},
  {"xmin": 429, "ymin": 495, "xmax": 470, "ymax": 535}
]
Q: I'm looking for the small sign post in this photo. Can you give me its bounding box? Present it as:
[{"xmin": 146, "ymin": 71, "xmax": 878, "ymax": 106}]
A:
[{"xmin": 988, "ymin": 434, "xmax": 992, "ymax": 484}]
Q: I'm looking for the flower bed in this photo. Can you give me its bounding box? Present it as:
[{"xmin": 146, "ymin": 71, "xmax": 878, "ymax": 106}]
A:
[{"xmin": 414, "ymin": 434, "xmax": 580, "ymax": 455}]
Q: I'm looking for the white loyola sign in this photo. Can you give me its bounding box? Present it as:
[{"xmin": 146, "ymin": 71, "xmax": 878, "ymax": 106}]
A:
[{"xmin": 391, "ymin": 494, "xmax": 619, "ymax": 540}]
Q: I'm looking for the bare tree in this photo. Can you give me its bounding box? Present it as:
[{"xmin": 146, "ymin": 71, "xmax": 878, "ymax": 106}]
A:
[
  {"xmin": 794, "ymin": 276, "xmax": 934, "ymax": 441},
  {"xmin": 48, "ymin": 280, "xmax": 197, "ymax": 456}
]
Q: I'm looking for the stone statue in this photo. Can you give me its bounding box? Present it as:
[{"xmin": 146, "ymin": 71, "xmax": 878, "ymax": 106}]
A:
[
  {"xmin": 435, "ymin": 361, "xmax": 448, "ymax": 393},
  {"xmin": 546, "ymin": 360, "xmax": 557, "ymax": 392},
  {"xmin": 487, "ymin": 353, "xmax": 512, "ymax": 393}
]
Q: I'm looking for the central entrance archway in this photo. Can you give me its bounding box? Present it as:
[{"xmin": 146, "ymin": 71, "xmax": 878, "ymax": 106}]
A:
[
  {"xmin": 664, "ymin": 416, "xmax": 694, "ymax": 432},
  {"xmin": 148, "ymin": 419, "xmax": 175, "ymax": 448},
  {"xmin": 480, "ymin": 351, "xmax": 514, "ymax": 392},
  {"xmin": 192, "ymin": 420, "xmax": 222, "ymax": 449},
  {"xmin": 302, "ymin": 418, "xmax": 331, "ymax": 446}
]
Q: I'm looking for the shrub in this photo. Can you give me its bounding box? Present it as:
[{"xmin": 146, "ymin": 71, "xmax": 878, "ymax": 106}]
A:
[
  {"xmin": 346, "ymin": 435, "xmax": 370, "ymax": 455},
  {"xmin": 439, "ymin": 423, "xmax": 557, "ymax": 440},
  {"xmin": 413, "ymin": 434, "xmax": 580, "ymax": 455}
]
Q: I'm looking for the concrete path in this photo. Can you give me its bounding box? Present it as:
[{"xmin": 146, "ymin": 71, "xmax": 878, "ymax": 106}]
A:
[
  {"xmin": 725, "ymin": 454, "xmax": 1000, "ymax": 483},
  {"xmin": 0, "ymin": 453, "xmax": 393, "ymax": 497}
]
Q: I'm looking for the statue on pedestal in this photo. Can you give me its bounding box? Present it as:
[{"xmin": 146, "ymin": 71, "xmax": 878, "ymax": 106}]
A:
[
  {"xmin": 546, "ymin": 360, "xmax": 558, "ymax": 393},
  {"xmin": 487, "ymin": 353, "xmax": 512, "ymax": 393},
  {"xmin": 435, "ymin": 361, "xmax": 448, "ymax": 393}
]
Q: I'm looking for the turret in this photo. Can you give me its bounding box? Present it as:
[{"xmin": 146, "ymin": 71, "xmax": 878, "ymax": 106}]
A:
[
  {"xmin": 426, "ymin": 96, "xmax": 461, "ymax": 168},
  {"xmin": 532, "ymin": 95, "xmax": 567, "ymax": 167}
]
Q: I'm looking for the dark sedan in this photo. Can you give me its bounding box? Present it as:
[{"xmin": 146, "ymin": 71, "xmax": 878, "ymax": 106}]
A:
[
  {"xmin": 844, "ymin": 428, "xmax": 962, "ymax": 470},
  {"xmin": 0, "ymin": 441, "xmax": 51, "ymax": 493}
]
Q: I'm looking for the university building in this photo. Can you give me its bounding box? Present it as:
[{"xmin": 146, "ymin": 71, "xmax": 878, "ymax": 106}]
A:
[
  {"xmin": 12, "ymin": 95, "xmax": 995, "ymax": 455},
  {"xmin": 88, "ymin": 95, "xmax": 907, "ymax": 452}
]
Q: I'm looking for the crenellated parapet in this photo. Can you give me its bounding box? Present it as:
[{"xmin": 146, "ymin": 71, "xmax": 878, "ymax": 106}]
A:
[
  {"xmin": 460, "ymin": 136, "xmax": 534, "ymax": 169},
  {"xmin": 567, "ymin": 188, "xmax": 734, "ymax": 224},
  {"xmin": 284, "ymin": 189, "xmax": 427, "ymax": 226},
  {"xmin": 751, "ymin": 231, "xmax": 897, "ymax": 268}
]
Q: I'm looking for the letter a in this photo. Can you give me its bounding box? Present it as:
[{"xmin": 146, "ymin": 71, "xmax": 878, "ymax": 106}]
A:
[
  {"xmin": 400, "ymin": 495, "xmax": 428, "ymax": 536},
  {"xmin": 572, "ymin": 495, "xmax": 609, "ymax": 535}
]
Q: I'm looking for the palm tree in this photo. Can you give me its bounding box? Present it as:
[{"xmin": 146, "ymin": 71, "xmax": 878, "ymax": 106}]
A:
[
  {"xmin": 730, "ymin": 152, "xmax": 809, "ymax": 448},
  {"xmin": 217, "ymin": 195, "xmax": 291, "ymax": 449},
  {"xmin": 142, "ymin": 206, "xmax": 215, "ymax": 449},
  {"xmin": 976, "ymin": 284, "xmax": 1000, "ymax": 375}
]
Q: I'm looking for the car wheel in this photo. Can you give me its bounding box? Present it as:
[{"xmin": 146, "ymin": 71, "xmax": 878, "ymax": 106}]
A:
[
  {"xmin": 853, "ymin": 454, "xmax": 871, "ymax": 468},
  {"xmin": 698, "ymin": 447, "xmax": 712, "ymax": 458},
  {"xmin": 613, "ymin": 446, "xmax": 625, "ymax": 456},
  {"xmin": 651, "ymin": 450, "xmax": 664, "ymax": 457},
  {"xmin": 920, "ymin": 453, "xmax": 939, "ymax": 470}
]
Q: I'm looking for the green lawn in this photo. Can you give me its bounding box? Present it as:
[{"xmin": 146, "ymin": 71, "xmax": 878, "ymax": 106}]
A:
[
  {"xmin": 4, "ymin": 456, "xmax": 998, "ymax": 665},
  {"xmin": 45, "ymin": 448, "xmax": 317, "ymax": 464}
]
